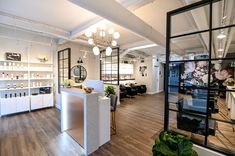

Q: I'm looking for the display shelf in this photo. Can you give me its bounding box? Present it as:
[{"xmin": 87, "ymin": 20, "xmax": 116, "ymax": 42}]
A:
[
  {"xmin": 0, "ymin": 69, "xmax": 28, "ymax": 72},
  {"xmin": 0, "ymin": 79, "xmax": 28, "ymax": 81},
  {"xmin": 0, "ymin": 60, "xmax": 28, "ymax": 64},
  {"xmin": 29, "ymin": 62, "xmax": 53, "ymax": 65},
  {"xmin": 30, "ymin": 85, "xmax": 53, "ymax": 89},
  {"xmin": 30, "ymin": 78, "xmax": 53, "ymax": 80},
  {"xmin": 0, "ymin": 87, "xmax": 29, "ymax": 91},
  {"xmin": 29, "ymin": 70, "xmax": 53, "ymax": 72}
]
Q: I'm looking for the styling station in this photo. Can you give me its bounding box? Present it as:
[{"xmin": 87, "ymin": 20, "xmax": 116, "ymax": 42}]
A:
[{"xmin": 60, "ymin": 81, "xmax": 110, "ymax": 155}]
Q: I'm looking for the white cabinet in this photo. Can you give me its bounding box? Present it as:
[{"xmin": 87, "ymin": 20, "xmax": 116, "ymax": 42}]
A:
[
  {"xmin": 0, "ymin": 98, "xmax": 16, "ymax": 115},
  {"xmin": 31, "ymin": 95, "xmax": 43, "ymax": 110},
  {"xmin": 98, "ymin": 97, "xmax": 110, "ymax": 146},
  {"xmin": 16, "ymin": 96, "xmax": 30, "ymax": 112},
  {"xmin": 31, "ymin": 94, "xmax": 53, "ymax": 110},
  {"xmin": 0, "ymin": 97, "xmax": 30, "ymax": 115},
  {"xmin": 42, "ymin": 94, "xmax": 53, "ymax": 108}
]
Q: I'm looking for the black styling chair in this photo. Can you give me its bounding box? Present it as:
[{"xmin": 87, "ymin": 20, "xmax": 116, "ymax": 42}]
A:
[{"xmin": 119, "ymin": 84, "xmax": 127, "ymax": 99}]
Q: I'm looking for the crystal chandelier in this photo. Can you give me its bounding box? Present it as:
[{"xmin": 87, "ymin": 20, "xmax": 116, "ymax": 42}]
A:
[{"xmin": 85, "ymin": 24, "xmax": 120, "ymax": 56}]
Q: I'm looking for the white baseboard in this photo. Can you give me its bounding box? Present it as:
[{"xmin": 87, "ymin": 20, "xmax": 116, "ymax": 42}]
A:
[
  {"xmin": 147, "ymin": 90, "xmax": 164, "ymax": 95},
  {"xmin": 147, "ymin": 91, "xmax": 158, "ymax": 95}
]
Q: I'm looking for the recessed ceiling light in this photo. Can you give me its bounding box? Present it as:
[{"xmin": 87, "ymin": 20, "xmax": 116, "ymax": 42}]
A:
[
  {"xmin": 128, "ymin": 44, "xmax": 158, "ymax": 51},
  {"xmin": 217, "ymin": 33, "xmax": 226, "ymax": 39},
  {"xmin": 218, "ymin": 48, "xmax": 224, "ymax": 52}
]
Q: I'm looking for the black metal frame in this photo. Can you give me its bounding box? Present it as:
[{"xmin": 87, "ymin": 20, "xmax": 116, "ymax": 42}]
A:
[
  {"xmin": 165, "ymin": 0, "xmax": 235, "ymax": 155},
  {"xmin": 100, "ymin": 47, "xmax": 120, "ymax": 85},
  {"xmin": 58, "ymin": 48, "xmax": 71, "ymax": 93}
]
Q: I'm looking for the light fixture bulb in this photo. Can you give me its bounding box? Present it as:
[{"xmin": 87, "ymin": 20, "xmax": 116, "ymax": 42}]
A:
[
  {"xmin": 85, "ymin": 31, "xmax": 92, "ymax": 38},
  {"xmin": 93, "ymin": 46, "xmax": 100, "ymax": 55},
  {"xmin": 100, "ymin": 31, "xmax": 106, "ymax": 37},
  {"xmin": 218, "ymin": 54, "xmax": 223, "ymax": 58},
  {"xmin": 106, "ymin": 47, "xmax": 112, "ymax": 56},
  {"xmin": 88, "ymin": 38, "xmax": 94, "ymax": 45},
  {"xmin": 113, "ymin": 32, "xmax": 120, "ymax": 39},
  {"xmin": 111, "ymin": 40, "xmax": 117, "ymax": 46},
  {"xmin": 218, "ymin": 48, "xmax": 224, "ymax": 52},
  {"xmin": 217, "ymin": 33, "xmax": 226, "ymax": 39},
  {"xmin": 108, "ymin": 28, "xmax": 114, "ymax": 34},
  {"xmin": 91, "ymin": 27, "xmax": 97, "ymax": 33}
]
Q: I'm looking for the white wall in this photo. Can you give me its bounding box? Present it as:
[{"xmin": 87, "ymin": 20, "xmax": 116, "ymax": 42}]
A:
[
  {"xmin": 57, "ymin": 42, "xmax": 100, "ymax": 80},
  {"xmin": 134, "ymin": 56, "xmax": 164, "ymax": 94},
  {"xmin": 55, "ymin": 42, "xmax": 100, "ymax": 107},
  {"xmin": 0, "ymin": 26, "xmax": 57, "ymax": 101}
]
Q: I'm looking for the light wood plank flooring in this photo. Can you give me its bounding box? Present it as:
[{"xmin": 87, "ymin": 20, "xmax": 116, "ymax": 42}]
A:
[
  {"xmin": 0, "ymin": 93, "xmax": 234, "ymax": 155},
  {"xmin": 0, "ymin": 93, "xmax": 164, "ymax": 156}
]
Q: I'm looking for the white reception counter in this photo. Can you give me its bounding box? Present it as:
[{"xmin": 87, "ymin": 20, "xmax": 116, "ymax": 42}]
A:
[{"xmin": 60, "ymin": 88, "xmax": 110, "ymax": 155}]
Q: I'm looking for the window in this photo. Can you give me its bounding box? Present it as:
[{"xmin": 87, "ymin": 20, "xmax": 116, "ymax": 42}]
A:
[{"xmin": 100, "ymin": 47, "xmax": 119, "ymax": 85}]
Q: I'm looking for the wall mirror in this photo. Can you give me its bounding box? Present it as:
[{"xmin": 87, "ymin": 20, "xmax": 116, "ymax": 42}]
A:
[{"xmin": 71, "ymin": 65, "xmax": 87, "ymax": 83}]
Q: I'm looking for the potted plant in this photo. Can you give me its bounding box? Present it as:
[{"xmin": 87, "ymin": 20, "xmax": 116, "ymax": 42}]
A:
[
  {"xmin": 152, "ymin": 131, "xmax": 198, "ymax": 156},
  {"xmin": 62, "ymin": 79, "xmax": 75, "ymax": 88},
  {"xmin": 104, "ymin": 85, "xmax": 116, "ymax": 97}
]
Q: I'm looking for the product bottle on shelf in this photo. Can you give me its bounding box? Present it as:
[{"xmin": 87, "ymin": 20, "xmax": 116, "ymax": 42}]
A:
[{"xmin": 2, "ymin": 72, "xmax": 5, "ymax": 79}]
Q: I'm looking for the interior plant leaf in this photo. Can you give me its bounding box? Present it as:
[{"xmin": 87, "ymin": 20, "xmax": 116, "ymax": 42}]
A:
[{"xmin": 152, "ymin": 131, "xmax": 198, "ymax": 156}]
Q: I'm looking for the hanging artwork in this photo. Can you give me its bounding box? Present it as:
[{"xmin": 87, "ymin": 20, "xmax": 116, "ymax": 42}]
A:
[
  {"xmin": 139, "ymin": 66, "xmax": 147, "ymax": 77},
  {"xmin": 5, "ymin": 52, "xmax": 21, "ymax": 61}
]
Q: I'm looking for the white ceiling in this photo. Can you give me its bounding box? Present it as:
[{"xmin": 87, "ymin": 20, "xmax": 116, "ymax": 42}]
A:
[
  {"xmin": 0, "ymin": 0, "xmax": 234, "ymax": 58},
  {"xmin": 0, "ymin": 0, "xmax": 97, "ymax": 31}
]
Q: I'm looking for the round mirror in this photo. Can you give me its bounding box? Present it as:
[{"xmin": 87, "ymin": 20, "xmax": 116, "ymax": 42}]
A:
[{"xmin": 71, "ymin": 65, "xmax": 87, "ymax": 83}]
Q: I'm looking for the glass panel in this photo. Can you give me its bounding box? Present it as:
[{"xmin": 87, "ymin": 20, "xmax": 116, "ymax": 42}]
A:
[
  {"xmin": 207, "ymin": 120, "xmax": 235, "ymax": 155},
  {"xmin": 64, "ymin": 59, "xmax": 68, "ymax": 68},
  {"xmin": 210, "ymin": 90, "xmax": 235, "ymax": 124},
  {"xmin": 63, "ymin": 50, "xmax": 68, "ymax": 58},
  {"xmin": 170, "ymin": 32, "xmax": 209, "ymax": 61},
  {"xmin": 210, "ymin": 59, "xmax": 235, "ymax": 89},
  {"xmin": 168, "ymin": 61, "xmax": 209, "ymax": 88},
  {"xmin": 212, "ymin": 0, "xmax": 235, "ymax": 29},
  {"xmin": 59, "ymin": 52, "xmax": 64, "ymax": 58},
  {"xmin": 168, "ymin": 88, "xmax": 209, "ymax": 115},
  {"xmin": 169, "ymin": 110, "xmax": 206, "ymax": 143},
  {"xmin": 211, "ymin": 27, "xmax": 235, "ymax": 59},
  {"xmin": 171, "ymin": 4, "xmax": 209, "ymax": 36}
]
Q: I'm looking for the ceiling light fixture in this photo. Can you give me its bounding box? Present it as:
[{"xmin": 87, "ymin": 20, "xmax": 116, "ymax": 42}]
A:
[
  {"xmin": 85, "ymin": 24, "xmax": 120, "ymax": 56},
  {"xmin": 218, "ymin": 48, "xmax": 224, "ymax": 52},
  {"xmin": 128, "ymin": 44, "xmax": 158, "ymax": 51},
  {"xmin": 93, "ymin": 46, "xmax": 100, "ymax": 55},
  {"xmin": 217, "ymin": 33, "xmax": 226, "ymax": 39}
]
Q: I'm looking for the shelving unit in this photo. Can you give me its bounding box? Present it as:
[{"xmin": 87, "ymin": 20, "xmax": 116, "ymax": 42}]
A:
[{"xmin": 0, "ymin": 58, "xmax": 54, "ymax": 116}]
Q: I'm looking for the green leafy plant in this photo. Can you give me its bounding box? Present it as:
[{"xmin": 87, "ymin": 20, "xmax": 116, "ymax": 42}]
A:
[
  {"xmin": 62, "ymin": 79, "xmax": 75, "ymax": 86},
  {"xmin": 105, "ymin": 85, "xmax": 116, "ymax": 96},
  {"xmin": 152, "ymin": 131, "xmax": 198, "ymax": 156}
]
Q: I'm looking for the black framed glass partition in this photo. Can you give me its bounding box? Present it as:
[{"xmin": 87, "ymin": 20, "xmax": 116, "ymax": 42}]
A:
[
  {"xmin": 165, "ymin": 0, "xmax": 235, "ymax": 155},
  {"xmin": 58, "ymin": 48, "xmax": 71, "ymax": 93},
  {"xmin": 100, "ymin": 47, "xmax": 119, "ymax": 85}
]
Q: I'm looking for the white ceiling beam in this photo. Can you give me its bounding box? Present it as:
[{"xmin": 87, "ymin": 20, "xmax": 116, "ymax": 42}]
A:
[
  {"xmin": 68, "ymin": 0, "xmax": 183, "ymax": 55},
  {"xmin": 119, "ymin": 40, "xmax": 154, "ymax": 58},
  {"xmin": 0, "ymin": 11, "xmax": 70, "ymax": 39},
  {"xmin": 58, "ymin": 0, "xmax": 155, "ymax": 44}
]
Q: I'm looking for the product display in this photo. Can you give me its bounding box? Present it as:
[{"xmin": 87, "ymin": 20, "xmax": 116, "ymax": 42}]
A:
[{"xmin": 0, "ymin": 59, "xmax": 54, "ymax": 116}]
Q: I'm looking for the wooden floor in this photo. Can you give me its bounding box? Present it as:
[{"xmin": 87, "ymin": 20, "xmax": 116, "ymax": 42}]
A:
[
  {"xmin": 0, "ymin": 93, "xmax": 234, "ymax": 155},
  {"xmin": 0, "ymin": 93, "xmax": 164, "ymax": 156}
]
